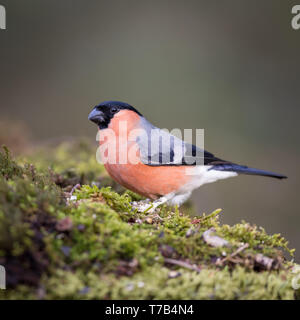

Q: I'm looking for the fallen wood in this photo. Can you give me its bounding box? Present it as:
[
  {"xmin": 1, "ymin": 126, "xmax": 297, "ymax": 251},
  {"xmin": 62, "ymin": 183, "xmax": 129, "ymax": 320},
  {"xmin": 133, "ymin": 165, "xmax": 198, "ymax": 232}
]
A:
[{"xmin": 164, "ymin": 258, "xmax": 201, "ymax": 273}]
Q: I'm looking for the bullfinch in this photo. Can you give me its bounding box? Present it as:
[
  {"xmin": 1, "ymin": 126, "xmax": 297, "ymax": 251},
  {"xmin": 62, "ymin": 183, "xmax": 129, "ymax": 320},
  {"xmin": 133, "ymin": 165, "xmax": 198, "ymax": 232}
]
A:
[{"xmin": 88, "ymin": 101, "xmax": 286, "ymax": 212}]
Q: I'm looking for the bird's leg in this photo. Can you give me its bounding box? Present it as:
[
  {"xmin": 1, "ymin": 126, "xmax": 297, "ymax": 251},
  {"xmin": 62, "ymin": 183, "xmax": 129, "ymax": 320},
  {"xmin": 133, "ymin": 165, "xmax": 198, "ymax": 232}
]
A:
[
  {"xmin": 146, "ymin": 196, "xmax": 168, "ymax": 213},
  {"xmin": 131, "ymin": 193, "xmax": 174, "ymax": 213}
]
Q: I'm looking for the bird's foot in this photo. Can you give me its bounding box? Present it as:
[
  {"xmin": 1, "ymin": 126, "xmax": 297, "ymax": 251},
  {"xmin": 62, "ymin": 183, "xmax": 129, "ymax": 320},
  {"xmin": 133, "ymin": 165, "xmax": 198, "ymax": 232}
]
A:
[
  {"xmin": 131, "ymin": 196, "xmax": 170, "ymax": 213},
  {"xmin": 131, "ymin": 199, "xmax": 156, "ymax": 213},
  {"xmin": 131, "ymin": 200, "xmax": 155, "ymax": 213}
]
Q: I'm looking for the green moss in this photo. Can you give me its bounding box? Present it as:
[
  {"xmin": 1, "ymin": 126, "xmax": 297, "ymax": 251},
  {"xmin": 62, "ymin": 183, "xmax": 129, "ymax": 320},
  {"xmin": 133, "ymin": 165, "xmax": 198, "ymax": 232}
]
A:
[
  {"xmin": 0, "ymin": 143, "xmax": 299, "ymax": 300},
  {"xmin": 19, "ymin": 140, "xmax": 106, "ymax": 187},
  {"xmin": 2, "ymin": 265, "xmax": 296, "ymax": 300},
  {"xmin": 0, "ymin": 146, "xmax": 23, "ymax": 179}
]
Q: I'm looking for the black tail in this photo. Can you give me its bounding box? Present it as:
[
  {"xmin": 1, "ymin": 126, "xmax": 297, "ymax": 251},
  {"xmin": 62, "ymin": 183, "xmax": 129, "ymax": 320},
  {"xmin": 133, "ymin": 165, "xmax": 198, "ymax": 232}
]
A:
[{"xmin": 211, "ymin": 163, "xmax": 287, "ymax": 179}]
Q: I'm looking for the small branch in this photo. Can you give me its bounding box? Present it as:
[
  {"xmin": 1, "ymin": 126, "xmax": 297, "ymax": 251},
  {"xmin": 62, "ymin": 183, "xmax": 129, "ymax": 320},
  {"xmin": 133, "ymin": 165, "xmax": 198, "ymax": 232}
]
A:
[
  {"xmin": 164, "ymin": 258, "xmax": 201, "ymax": 272},
  {"xmin": 70, "ymin": 183, "xmax": 81, "ymax": 196},
  {"xmin": 217, "ymin": 243, "xmax": 249, "ymax": 266},
  {"xmin": 230, "ymin": 243, "xmax": 249, "ymax": 258}
]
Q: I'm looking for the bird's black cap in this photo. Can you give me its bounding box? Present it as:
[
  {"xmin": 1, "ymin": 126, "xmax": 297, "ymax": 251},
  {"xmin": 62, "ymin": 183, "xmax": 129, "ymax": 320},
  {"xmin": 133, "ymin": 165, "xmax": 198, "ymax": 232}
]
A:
[{"xmin": 88, "ymin": 100, "xmax": 142, "ymax": 129}]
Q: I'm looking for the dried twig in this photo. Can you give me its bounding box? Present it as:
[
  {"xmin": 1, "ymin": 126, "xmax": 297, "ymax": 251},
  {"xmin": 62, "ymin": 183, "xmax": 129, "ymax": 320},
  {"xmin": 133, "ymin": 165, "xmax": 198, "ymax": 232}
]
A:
[
  {"xmin": 217, "ymin": 243, "xmax": 249, "ymax": 266},
  {"xmin": 164, "ymin": 258, "xmax": 201, "ymax": 272},
  {"xmin": 70, "ymin": 183, "xmax": 81, "ymax": 196},
  {"xmin": 230, "ymin": 243, "xmax": 249, "ymax": 258}
]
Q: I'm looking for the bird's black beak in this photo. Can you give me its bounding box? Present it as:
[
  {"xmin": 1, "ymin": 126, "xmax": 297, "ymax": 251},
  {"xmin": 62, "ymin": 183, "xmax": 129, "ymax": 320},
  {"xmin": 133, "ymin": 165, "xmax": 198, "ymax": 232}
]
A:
[{"xmin": 88, "ymin": 108, "xmax": 105, "ymax": 125}]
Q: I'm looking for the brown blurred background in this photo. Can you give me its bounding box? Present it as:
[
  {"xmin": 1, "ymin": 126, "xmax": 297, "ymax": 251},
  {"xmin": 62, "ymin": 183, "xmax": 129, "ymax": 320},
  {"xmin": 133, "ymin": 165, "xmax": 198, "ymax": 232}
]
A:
[{"xmin": 0, "ymin": 0, "xmax": 299, "ymax": 261}]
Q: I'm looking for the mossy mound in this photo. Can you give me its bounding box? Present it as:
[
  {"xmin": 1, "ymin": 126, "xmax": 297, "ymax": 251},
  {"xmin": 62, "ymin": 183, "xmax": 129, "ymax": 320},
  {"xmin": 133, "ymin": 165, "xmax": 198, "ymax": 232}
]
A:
[{"xmin": 0, "ymin": 142, "xmax": 299, "ymax": 300}]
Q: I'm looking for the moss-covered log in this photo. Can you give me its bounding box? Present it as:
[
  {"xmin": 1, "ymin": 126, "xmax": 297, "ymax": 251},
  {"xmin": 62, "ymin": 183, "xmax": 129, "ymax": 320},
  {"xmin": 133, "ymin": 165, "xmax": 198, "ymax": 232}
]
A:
[{"xmin": 0, "ymin": 142, "xmax": 299, "ymax": 300}]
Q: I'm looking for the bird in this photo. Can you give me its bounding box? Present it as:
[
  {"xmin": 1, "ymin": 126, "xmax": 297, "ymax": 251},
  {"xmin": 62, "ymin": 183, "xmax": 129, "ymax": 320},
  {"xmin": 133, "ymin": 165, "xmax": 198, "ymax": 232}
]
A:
[{"xmin": 88, "ymin": 101, "xmax": 287, "ymax": 212}]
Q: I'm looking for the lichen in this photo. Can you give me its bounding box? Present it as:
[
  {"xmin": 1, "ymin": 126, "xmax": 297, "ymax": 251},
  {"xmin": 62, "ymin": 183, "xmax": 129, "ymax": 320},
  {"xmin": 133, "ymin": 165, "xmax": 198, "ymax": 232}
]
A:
[{"xmin": 0, "ymin": 143, "xmax": 299, "ymax": 300}]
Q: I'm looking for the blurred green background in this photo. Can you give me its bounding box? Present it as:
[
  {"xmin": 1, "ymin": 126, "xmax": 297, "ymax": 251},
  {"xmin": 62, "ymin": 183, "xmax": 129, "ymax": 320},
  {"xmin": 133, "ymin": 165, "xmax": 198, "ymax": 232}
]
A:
[{"xmin": 0, "ymin": 1, "xmax": 299, "ymax": 261}]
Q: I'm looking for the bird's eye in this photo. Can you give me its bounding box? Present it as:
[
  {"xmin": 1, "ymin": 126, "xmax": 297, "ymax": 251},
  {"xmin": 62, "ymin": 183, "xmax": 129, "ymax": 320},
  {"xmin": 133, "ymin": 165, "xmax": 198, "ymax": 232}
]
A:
[{"xmin": 111, "ymin": 107, "xmax": 118, "ymax": 114}]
